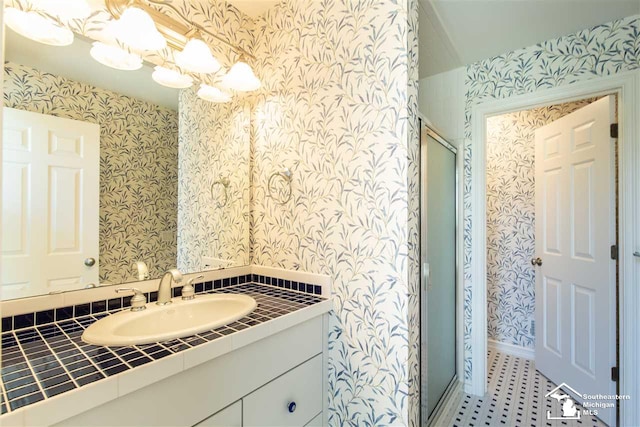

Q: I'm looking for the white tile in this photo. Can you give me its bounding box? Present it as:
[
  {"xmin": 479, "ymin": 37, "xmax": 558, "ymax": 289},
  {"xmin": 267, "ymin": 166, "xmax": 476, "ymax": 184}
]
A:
[
  {"xmin": 1, "ymin": 265, "xmax": 322, "ymax": 318},
  {"xmin": 1, "ymin": 294, "xmax": 64, "ymax": 317},
  {"xmin": 192, "ymin": 266, "xmax": 251, "ymax": 283},
  {"xmin": 0, "ymin": 410, "xmax": 25, "ymax": 427},
  {"xmin": 23, "ymin": 377, "xmax": 118, "ymax": 427},
  {"xmin": 2, "ymin": 280, "xmax": 332, "ymax": 425},
  {"xmin": 437, "ymin": 350, "xmax": 608, "ymax": 427},
  {"xmin": 250, "ymin": 266, "xmax": 332, "ymax": 296},
  {"xmin": 117, "ymin": 353, "xmax": 184, "ymax": 396},
  {"xmin": 231, "ymin": 321, "xmax": 271, "ymax": 350},
  {"xmin": 270, "ymin": 302, "xmax": 332, "ymax": 337},
  {"xmin": 183, "ymin": 336, "xmax": 233, "ymax": 370},
  {"xmin": 63, "ymin": 283, "xmax": 155, "ymax": 307}
]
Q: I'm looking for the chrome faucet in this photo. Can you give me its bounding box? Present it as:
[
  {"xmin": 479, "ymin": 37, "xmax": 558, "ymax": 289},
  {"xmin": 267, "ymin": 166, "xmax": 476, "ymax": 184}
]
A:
[{"xmin": 157, "ymin": 269, "xmax": 183, "ymax": 305}]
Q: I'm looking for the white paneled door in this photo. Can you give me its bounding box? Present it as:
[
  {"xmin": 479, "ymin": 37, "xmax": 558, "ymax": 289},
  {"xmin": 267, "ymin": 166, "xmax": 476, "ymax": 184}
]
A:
[
  {"xmin": 2, "ymin": 108, "xmax": 100, "ymax": 299},
  {"xmin": 534, "ymin": 96, "xmax": 616, "ymax": 426}
]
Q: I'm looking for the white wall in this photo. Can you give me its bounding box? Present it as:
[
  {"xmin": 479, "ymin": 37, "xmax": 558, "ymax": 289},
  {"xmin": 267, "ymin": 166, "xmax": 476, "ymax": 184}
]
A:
[{"xmin": 418, "ymin": 66, "xmax": 466, "ymax": 143}]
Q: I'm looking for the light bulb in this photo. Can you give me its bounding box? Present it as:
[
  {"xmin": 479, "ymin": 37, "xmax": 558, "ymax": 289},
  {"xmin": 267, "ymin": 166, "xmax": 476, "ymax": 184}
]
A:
[
  {"xmin": 197, "ymin": 84, "xmax": 231, "ymax": 103},
  {"xmin": 90, "ymin": 42, "xmax": 143, "ymax": 71},
  {"xmin": 152, "ymin": 66, "xmax": 193, "ymax": 89},
  {"xmin": 4, "ymin": 7, "xmax": 74, "ymax": 46},
  {"xmin": 110, "ymin": 7, "xmax": 166, "ymax": 51},
  {"xmin": 176, "ymin": 39, "xmax": 221, "ymax": 74},
  {"xmin": 33, "ymin": 0, "xmax": 91, "ymax": 19},
  {"xmin": 221, "ymin": 60, "xmax": 261, "ymax": 92}
]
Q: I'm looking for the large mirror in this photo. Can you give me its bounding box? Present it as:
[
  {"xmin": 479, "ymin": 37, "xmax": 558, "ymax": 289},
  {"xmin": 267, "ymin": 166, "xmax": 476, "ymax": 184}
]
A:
[{"xmin": 2, "ymin": 4, "xmax": 251, "ymax": 300}]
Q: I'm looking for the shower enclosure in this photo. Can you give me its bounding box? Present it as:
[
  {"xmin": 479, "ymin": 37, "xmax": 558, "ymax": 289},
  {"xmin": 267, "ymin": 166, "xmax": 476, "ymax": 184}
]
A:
[{"xmin": 420, "ymin": 121, "xmax": 458, "ymax": 424}]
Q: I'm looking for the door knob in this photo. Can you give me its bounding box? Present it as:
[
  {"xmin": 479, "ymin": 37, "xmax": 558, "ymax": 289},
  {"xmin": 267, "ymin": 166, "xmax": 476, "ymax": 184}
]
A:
[
  {"xmin": 84, "ymin": 257, "xmax": 96, "ymax": 267},
  {"xmin": 531, "ymin": 257, "xmax": 543, "ymax": 266}
]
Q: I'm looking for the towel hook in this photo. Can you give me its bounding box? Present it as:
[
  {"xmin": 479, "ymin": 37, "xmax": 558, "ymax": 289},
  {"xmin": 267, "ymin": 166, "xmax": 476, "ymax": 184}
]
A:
[
  {"xmin": 267, "ymin": 168, "xmax": 293, "ymax": 204},
  {"xmin": 211, "ymin": 177, "xmax": 230, "ymax": 208}
]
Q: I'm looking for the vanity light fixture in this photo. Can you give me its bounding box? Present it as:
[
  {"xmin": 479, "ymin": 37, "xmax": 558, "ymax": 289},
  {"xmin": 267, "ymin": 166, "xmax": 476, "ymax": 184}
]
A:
[
  {"xmin": 222, "ymin": 58, "xmax": 262, "ymax": 92},
  {"xmin": 4, "ymin": 7, "xmax": 74, "ymax": 46},
  {"xmin": 90, "ymin": 41, "xmax": 143, "ymax": 71},
  {"xmin": 152, "ymin": 66, "xmax": 194, "ymax": 89},
  {"xmin": 4, "ymin": 0, "xmax": 262, "ymax": 101},
  {"xmin": 175, "ymin": 38, "xmax": 221, "ymax": 74},
  {"xmin": 109, "ymin": 7, "xmax": 166, "ymax": 51},
  {"xmin": 106, "ymin": 0, "xmax": 261, "ymax": 87},
  {"xmin": 197, "ymin": 84, "xmax": 232, "ymax": 103}
]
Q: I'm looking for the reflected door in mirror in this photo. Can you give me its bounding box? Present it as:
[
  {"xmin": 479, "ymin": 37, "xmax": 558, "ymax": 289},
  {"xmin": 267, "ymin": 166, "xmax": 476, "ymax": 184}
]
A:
[{"xmin": 2, "ymin": 108, "xmax": 100, "ymax": 298}]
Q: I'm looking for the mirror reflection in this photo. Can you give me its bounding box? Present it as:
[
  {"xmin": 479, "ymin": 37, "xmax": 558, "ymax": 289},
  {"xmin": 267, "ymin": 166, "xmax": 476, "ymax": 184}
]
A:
[{"xmin": 2, "ymin": 14, "xmax": 251, "ymax": 300}]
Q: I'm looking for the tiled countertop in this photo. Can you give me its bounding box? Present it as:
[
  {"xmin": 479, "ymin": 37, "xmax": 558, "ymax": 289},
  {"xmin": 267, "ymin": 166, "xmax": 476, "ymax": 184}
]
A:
[{"xmin": 0, "ymin": 283, "xmax": 330, "ymax": 421}]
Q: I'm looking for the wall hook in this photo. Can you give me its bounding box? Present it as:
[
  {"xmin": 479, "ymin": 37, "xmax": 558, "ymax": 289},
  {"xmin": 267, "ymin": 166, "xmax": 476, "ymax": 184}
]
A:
[
  {"xmin": 268, "ymin": 168, "xmax": 293, "ymax": 204},
  {"xmin": 211, "ymin": 177, "xmax": 230, "ymax": 208}
]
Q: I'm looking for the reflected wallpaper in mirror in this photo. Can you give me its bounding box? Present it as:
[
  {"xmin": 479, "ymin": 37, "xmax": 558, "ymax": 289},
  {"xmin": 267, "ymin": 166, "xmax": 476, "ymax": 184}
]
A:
[
  {"xmin": 2, "ymin": 31, "xmax": 251, "ymax": 300},
  {"xmin": 178, "ymin": 91, "xmax": 251, "ymax": 273},
  {"xmin": 3, "ymin": 57, "xmax": 178, "ymax": 295}
]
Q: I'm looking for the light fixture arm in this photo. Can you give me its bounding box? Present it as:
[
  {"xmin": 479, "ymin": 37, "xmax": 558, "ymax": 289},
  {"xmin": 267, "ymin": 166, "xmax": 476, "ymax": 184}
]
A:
[{"xmin": 104, "ymin": 0, "xmax": 255, "ymax": 60}]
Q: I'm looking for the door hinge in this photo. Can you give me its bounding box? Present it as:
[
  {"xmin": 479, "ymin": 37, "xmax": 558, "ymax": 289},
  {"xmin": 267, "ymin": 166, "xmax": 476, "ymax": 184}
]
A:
[
  {"xmin": 611, "ymin": 366, "xmax": 619, "ymax": 382},
  {"xmin": 610, "ymin": 123, "xmax": 619, "ymax": 138},
  {"xmin": 611, "ymin": 245, "xmax": 618, "ymax": 260}
]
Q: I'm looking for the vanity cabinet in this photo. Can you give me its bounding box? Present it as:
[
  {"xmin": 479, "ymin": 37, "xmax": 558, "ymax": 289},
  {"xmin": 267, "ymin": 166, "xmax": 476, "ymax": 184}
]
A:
[
  {"xmin": 243, "ymin": 355, "xmax": 322, "ymax": 426},
  {"xmin": 195, "ymin": 401, "xmax": 241, "ymax": 427},
  {"xmin": 53, "ymin": 316, "xmax": 328, "ymax": 427},
  {"xmin": 194, "ymin": 355, "xmax": 322, "ymax": 427},
  {"xmin": 195, "ymin": 354, "xmax": 322, "ymax": 427}
]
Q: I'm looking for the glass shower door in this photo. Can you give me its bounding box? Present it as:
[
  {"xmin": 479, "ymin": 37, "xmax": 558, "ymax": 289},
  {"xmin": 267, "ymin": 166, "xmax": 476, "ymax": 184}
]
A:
[{"xmin": 420, "ymin": 123, "xmax": 457, "ymax": 422}]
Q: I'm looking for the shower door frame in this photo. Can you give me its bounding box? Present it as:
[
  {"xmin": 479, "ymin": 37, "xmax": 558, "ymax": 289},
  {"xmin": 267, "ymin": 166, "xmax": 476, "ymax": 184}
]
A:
[{"xmin": 419, "ymin": 117, "xmax": 464, "ymax": 426}]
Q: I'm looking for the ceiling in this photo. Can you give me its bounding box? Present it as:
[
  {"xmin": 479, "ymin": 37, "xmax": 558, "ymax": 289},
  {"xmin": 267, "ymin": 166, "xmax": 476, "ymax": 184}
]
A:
[{"xmin": 419, "ymin": 0, "xmax": 640, "ymax": 78}]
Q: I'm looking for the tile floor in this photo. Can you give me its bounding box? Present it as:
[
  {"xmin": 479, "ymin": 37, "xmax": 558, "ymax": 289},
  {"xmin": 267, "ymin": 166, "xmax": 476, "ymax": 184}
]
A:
[{"xmin": 435, "ymin": 349, "xmax": 607, "ymax": 427}]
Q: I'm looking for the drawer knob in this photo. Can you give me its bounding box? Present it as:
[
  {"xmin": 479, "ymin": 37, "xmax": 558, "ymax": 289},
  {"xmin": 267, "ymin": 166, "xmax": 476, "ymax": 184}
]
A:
[{"xmin": 288, "ymin": 402, "xmax": 296, "ymax": 413}]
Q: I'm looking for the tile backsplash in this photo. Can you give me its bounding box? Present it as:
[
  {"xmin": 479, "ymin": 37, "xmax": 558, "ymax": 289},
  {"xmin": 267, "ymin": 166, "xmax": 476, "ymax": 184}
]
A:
[{"xmin": 1, "ymin": 273, "xmax": 324, "ymax": 333}]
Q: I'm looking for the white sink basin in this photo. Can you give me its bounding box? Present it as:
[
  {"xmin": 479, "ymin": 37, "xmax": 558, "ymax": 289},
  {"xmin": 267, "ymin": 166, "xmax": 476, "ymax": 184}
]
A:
[{"xmin": 82, "ymin": 294, "xmax": 257, "ymax": 346}]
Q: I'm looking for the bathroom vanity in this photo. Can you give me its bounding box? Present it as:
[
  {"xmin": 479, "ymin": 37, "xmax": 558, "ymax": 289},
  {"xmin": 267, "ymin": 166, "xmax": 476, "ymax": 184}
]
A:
[
  {"xmin": 0, "ymin": 3, "xmax": 336, "ymax": 425},
  {"xmin": 57, "ymin": 316, "xmax": 327, "ymax": 427},
  {"xmin": 0, "ymin": 271, "xmax": 332, "ymax": 427}
]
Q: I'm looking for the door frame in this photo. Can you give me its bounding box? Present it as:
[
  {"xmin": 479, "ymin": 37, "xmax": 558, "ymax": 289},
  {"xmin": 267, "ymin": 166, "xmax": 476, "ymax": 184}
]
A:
[
  {"xmin": 418, "ymin": 116, "xmax": 464, "ymax": 425},
  {"xmin": 468, "ymin": 70, "xmax": 640, "ymax": 426}
]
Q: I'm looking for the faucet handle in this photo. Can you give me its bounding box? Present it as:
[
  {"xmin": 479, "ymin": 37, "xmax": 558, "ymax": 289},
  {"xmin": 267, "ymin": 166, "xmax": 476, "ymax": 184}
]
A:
[
  {"xmin": 185, "ymin": 275, "xmax": 205, "ymax": 286},
  {"xmin": 116, "ymin": 288, "xmax": 147, "ymax": 311},
  {"xmin": 181, "ymin": 275, "xmax": 205, "ymax": 300}
]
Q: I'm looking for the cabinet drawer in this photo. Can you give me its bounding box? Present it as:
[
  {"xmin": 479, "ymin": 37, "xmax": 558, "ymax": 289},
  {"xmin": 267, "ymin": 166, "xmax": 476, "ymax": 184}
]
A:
[{"xmin": 243, "ymin": 355, "xmax": 322, "ymax": 427}]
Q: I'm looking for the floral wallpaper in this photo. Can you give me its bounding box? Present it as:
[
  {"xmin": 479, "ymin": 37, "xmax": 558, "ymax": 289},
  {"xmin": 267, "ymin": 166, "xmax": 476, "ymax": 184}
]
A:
[
  {"xmin": 154, "ymin": 0, "xmax": 252, "ymax": 274},
  {"xmin": 407, "ymin": 0, "xmax": 421, "ymax": 423},
  {"xmin": 5, "ymin": 0, "xmax": 424, "ymax": 423},
  {"xmin": 464, "ymin": 15, "xmax": 639, "ymax": 382},
  {"xmin": 3, "ymin": 62, "xmax": 179, "ymax": 285},
  {"xmin": 177, "ymin": 88, "xmax": 250, "ymax": 272},
  {"xmin": 486, "ymin": 97, "xmax": 599, "ymax": 349},
  {"xmin": 247, "ymin": 0, "xmax": 419, "ymax": 425}
]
